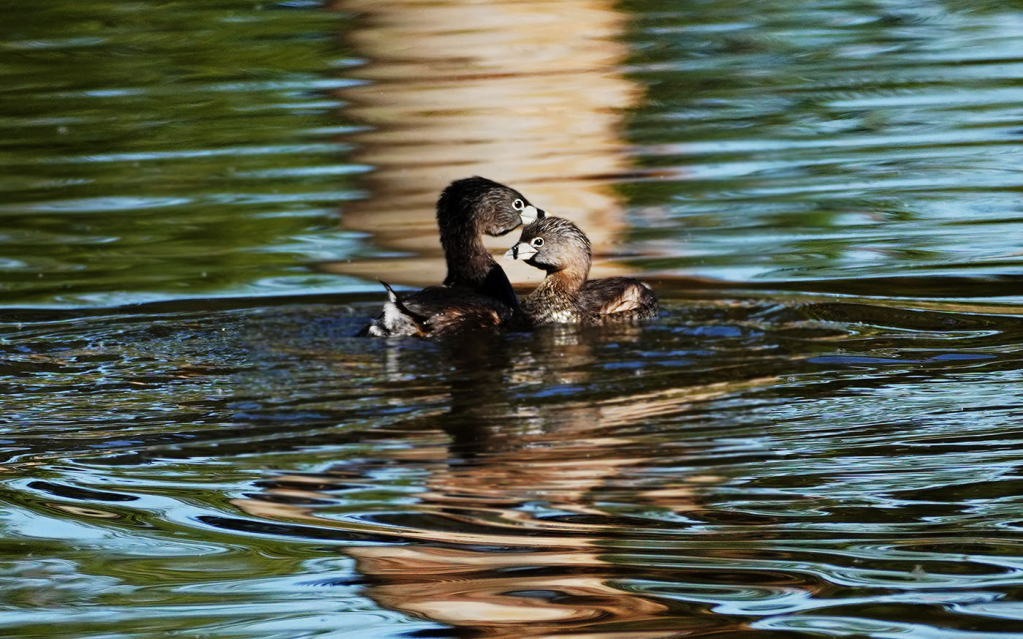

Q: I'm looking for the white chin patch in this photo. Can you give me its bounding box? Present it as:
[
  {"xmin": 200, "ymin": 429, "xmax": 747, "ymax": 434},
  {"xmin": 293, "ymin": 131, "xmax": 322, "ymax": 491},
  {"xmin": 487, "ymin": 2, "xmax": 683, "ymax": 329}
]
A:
[
  {"xmin": 520, "ymin": 205, "xmax": 540, "ymax": 224},
  {"xmin": 504, "ymin": 244, "xmax": 537, "ymax": 261}
]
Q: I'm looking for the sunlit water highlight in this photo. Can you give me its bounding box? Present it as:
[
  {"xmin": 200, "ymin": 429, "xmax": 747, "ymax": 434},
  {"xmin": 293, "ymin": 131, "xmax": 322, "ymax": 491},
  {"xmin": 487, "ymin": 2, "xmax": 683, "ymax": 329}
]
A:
[{"xmin": 4, "ymin": 0, "xmax": 1023, "ymax": 638}]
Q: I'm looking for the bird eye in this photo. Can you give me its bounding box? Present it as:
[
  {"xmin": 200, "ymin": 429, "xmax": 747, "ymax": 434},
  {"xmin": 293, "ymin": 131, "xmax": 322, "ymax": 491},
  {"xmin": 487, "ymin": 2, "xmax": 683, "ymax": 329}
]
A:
[
  {"xmin": 512, "ymin": 199, "xmax": 525, "ymax": 212},
  {"xmin": 531, "ymin": 237, "xmax": 544, "ymax": 248}
]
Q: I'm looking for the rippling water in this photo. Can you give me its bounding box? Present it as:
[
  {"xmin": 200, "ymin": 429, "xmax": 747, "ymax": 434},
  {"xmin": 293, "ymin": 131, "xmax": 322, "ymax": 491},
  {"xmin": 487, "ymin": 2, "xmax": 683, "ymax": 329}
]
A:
[{"xmin": 5, "ymin": 0, "xmax": 1023, "ymax": 637}]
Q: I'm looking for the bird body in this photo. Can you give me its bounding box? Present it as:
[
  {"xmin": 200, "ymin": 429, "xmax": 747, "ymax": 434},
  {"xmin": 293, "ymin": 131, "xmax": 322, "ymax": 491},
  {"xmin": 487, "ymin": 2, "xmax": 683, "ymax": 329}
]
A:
[
  {"xmin": 361, "ymin": 177, "xmax": 544, "ymax": 338},
  {"xmin": 506, "ymin": 217, "xmax": 658, "ymax": 326},
  {"xmin": 363, "ymin": 283, "xmax": 512, "ymax": 338}
]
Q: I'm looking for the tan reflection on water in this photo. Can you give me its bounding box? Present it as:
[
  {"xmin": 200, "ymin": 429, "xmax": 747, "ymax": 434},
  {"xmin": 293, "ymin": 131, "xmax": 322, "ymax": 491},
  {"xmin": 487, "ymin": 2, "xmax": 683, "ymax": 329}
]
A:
[
  {"xmin": 235, "ymin": 330, "xmax": 779, "ymax": 637},
  {"xmin": 325, "ymin": 0, "xmax": 641, "ymax": 287},
  {"xmin": 236, "ymin": 432, "xmax": 674, "ymax": 635}
]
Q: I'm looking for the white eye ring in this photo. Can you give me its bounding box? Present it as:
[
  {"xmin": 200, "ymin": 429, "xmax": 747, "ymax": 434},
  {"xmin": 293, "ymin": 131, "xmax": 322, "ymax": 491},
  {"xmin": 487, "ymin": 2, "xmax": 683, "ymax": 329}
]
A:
[
  {"xmin": 512, "ymin": 199, "xmax": 525, "ymax": 212},
  {"xmin": 531, "ymin": 237, "xmax": 544, "ymax": 248}
]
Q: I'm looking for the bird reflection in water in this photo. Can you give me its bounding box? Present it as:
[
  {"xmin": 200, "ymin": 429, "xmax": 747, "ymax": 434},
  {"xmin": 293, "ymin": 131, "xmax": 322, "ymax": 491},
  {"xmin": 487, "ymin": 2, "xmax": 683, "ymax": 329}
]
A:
[{"xmin": 232, "ymin": 327, "xmax": 782, "ymax": 638}]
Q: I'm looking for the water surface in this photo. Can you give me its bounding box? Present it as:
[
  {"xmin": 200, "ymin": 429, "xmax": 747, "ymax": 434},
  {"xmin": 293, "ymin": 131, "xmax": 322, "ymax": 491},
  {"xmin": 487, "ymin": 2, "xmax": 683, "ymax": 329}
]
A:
[{"xmin": 4, "ymin": 1, "xmax": 1023, "ymax": 638}]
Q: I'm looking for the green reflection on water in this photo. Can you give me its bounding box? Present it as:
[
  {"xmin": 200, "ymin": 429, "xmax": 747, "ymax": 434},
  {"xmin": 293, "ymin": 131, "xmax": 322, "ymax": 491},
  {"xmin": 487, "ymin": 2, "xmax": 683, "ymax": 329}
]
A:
[
  {"xmin": 1, "ymin": 0, "xmax": 365, "ymax": 306},
  {"xmin": 619, "ymin": 0, "xmax": 1023, "ymax": 285}
]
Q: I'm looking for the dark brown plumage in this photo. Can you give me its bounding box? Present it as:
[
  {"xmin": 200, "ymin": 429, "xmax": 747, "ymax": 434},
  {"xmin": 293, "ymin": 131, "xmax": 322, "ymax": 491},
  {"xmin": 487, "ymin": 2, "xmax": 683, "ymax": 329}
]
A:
[
  {"xmin": 437, "ymin": 176, "xmax": 542, "ymax": 309},
  {"xmin": 365, "ymin": 282, "xmax": 513, "ymax": 338},
  {"xmin": 505, "ymin": 217, "xmax": 658, "ymax": 326},
  {"xmin": 362, "ymin": 177, "xmax": 545, "ymax": 337}
]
